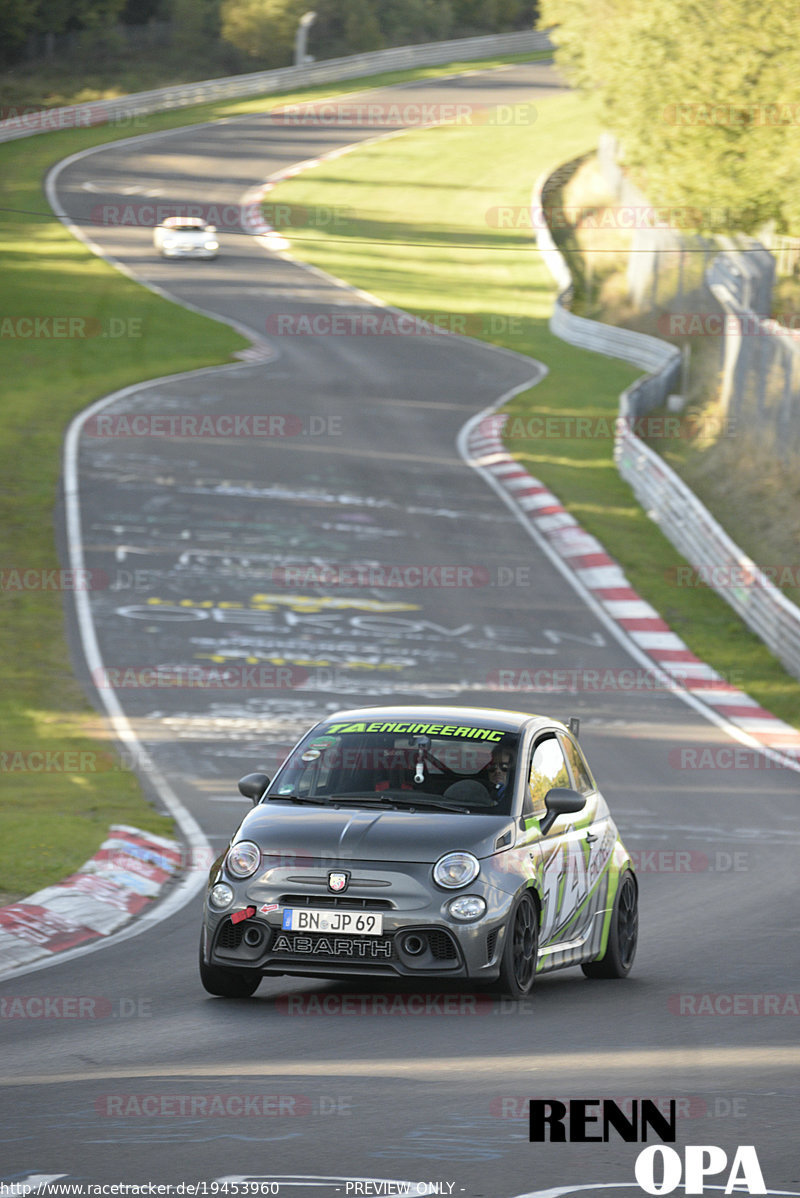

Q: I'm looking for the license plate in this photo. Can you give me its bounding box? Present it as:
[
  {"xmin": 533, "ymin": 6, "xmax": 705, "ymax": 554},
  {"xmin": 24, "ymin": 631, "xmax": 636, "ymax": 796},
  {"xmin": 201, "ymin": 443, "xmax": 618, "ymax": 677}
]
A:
[{"xmin": 281, "ymin": 908, "xmax": 383, "ymax": 935}]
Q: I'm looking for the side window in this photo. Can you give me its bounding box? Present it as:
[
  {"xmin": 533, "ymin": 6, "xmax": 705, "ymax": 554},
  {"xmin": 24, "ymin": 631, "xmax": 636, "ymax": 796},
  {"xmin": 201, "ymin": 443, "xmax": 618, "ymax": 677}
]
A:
[
  {"xmin": 559, "ymin": 734, "xmax": 595, "ymax": 795},
  {"xmin": 524, "ymin": 735, "xmax": 571, "ymax": 818}
]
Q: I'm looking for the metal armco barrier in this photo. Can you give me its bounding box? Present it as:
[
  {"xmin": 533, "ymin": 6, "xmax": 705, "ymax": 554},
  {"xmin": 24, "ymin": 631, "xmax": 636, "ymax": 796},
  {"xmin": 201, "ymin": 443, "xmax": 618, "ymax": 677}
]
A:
[
  {"xmin": 0, "ymin": 30, "xmax": 552, "ymax": 144},
  {"xmin": 532, "ymin": 170, "xmax": 800, "ymax": 682},
  {"xmin": 532, "ymin": 170, "xmax": 682, "ymax": 419},
  {"xmin": 616, "ymin": 423, "xmax": 800, "ymax": 680}
]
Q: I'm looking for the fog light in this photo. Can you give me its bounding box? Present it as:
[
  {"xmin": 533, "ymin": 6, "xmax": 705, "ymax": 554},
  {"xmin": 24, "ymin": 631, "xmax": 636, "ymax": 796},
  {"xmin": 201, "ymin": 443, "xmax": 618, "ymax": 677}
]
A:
[
  {"xmin": 209, "ymin": 883, "xmax": 234, "ymax": 910},
  {"xmin": 243, "ymin": 924, "xmax": 264, "ymax": 947},
  {"xmin": 447, "ymin": 895, "xmax": 486, "ymax": 921}
]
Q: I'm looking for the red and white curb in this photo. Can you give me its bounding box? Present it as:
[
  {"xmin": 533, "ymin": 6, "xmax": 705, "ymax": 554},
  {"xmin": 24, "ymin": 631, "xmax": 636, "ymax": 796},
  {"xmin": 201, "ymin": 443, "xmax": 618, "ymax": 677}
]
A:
[
  {"xmin": 0, "ymin": 826, "xmax": 184, "ymax": 972},
  {"xmin": 466, "ymin": 413, "xmax": 800, "ymax": 763}
]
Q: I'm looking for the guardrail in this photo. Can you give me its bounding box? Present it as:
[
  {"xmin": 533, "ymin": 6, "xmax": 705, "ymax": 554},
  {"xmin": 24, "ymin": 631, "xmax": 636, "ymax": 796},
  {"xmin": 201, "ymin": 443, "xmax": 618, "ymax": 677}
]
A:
[
  {"xmin": 0, "ymin": 30, "xmax": 552, "ymax": 144},
  {"xmin": 532, "ymin": 167, "xmax": 800, "ymax": 682},
  {"xmin": 533, "ymin": 170, "xmax": 682, "ymax": 420},
  {"xmin": 616, "ymin": 424, "xmax": 800, "ymax": 679},
  {"xmin": 705, "ymin": 245, "xmax": 800, "ymax": 461}
]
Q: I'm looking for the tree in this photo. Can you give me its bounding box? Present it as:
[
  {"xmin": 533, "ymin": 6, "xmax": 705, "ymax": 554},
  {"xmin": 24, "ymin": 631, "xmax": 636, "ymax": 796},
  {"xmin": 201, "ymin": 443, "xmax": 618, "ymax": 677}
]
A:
[
  {"xmin": 73, "ymin": 0, "xmax": 128, "ymax": 28},
  {"xmin": 375, "ymin": 0, "xmax": 454, "ymax": 44},
  {"xmin": 171, "ymin": 0, "xmax": 222, "ymax": 56},
  {"xmin": 0, "ymin": 0, "xmax": 40, "ymax": 62},
  {"xmin": 220, "ymin": 0, "xmax": 308, "ymax": 64},
  {"xmin": 342, "ymin": 0, "xmax": 383, "ymax": 53},
  {"xmin": 540, "ymin": 0, "xmax": 800, "ymax": 234}
]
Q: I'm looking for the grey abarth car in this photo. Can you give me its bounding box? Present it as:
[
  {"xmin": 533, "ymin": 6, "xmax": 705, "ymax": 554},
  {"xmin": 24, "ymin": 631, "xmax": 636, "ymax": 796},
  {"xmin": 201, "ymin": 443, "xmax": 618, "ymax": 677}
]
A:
[{"xmin": 199, "ymin": 705, "xmax": 637, "ymax": 998}]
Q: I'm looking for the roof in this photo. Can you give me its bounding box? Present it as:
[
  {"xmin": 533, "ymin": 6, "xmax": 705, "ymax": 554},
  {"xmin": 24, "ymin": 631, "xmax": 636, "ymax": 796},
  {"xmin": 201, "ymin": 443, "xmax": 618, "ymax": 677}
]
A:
[
  {"xmin": 319, "ymin": 704, "xmax": 559, "ymax": 734},
  {"xmin": 158, "ymin": 216, "xmax": 208, "ymax": 229}
]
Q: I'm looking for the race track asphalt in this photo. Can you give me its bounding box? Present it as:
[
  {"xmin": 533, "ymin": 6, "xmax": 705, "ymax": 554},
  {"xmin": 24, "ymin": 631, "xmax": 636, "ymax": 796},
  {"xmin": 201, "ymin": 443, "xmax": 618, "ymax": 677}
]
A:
[{"xmin": 1, "ymin": 62, "xmax": 798, "ymax": 1198}]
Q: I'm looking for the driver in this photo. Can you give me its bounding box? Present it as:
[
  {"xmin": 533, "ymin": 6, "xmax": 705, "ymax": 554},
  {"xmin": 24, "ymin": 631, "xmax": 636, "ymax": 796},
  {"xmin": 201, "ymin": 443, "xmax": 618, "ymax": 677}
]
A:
[{"xmin": 485, "ymin": 744, "xmax": 516, "ymax": 801}]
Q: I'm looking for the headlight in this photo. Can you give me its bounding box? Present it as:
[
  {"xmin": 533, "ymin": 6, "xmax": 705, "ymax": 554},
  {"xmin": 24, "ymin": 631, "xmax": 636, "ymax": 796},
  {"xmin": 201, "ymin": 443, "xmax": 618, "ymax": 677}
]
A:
[
  {"xmin": 204, "ymin": 240, "xmax": 218, "ymax": 250},
  {"xmin": 433, "ymin": 851, "xmax": 479, "ymax": 889},
  {"xmin": 209, "ymin": 883, "xmax": 234, "ymax": 909},
  {"xmin": 447, "ymin": 895, "xmax": 486, "ymax": 921},
  {"xmin": 225, "ymin": 840, "xmax": 261, "ymax": 878}
]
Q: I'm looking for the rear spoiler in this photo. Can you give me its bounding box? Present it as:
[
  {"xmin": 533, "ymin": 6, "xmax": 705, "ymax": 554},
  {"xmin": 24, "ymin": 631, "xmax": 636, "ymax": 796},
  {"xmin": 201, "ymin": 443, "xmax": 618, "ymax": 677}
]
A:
[{"xmin": 567, "ymin": 716, "xmax": 580, "ymax": 740}]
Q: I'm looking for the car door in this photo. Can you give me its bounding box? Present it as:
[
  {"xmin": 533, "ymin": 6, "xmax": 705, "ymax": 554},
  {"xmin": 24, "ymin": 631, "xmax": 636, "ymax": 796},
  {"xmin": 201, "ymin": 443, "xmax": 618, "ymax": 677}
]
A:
[{"xmin": 527, "ymin": 733, "xmax": 598, "ymax": 952}]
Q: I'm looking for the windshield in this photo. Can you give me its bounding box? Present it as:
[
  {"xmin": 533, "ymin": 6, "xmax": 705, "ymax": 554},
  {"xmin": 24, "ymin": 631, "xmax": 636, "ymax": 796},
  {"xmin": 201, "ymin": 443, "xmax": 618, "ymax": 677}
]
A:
[{"xmin": 268, "ymin": 718, "xmax": 521, "ymax": 815}]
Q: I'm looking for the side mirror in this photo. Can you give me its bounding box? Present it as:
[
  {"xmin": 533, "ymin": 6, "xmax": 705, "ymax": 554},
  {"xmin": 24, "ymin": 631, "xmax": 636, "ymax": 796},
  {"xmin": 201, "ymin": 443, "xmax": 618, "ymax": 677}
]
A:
[
  {"xmin": 206, "ymin": 225, "xmax": 217, "ymax": 233},
  {"xmin": 238, "ymin": 772, "xmax": 270, "ymax": 805},
  {"xmin": 540, "ymin": 786, "xmax": 586, "ymax": 833}
]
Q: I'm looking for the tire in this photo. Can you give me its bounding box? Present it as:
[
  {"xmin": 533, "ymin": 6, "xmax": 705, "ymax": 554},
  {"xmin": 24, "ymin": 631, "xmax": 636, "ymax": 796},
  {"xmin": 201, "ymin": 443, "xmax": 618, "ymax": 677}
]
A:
[
  {"xmin": 199, "ymin": 936, "xmax": 261, "ymax": 998},
  {"xmin": 497, "ymin": 891, "xmax": 539, "ymax": 999},
  {"xmin": 582, "ymin": 871, "xmax": 638, "ymax": 979}
]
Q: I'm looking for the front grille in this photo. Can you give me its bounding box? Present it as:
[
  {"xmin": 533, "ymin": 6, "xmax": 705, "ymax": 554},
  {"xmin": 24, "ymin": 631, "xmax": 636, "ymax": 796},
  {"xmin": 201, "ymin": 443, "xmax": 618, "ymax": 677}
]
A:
[
  {"xmin": 427, "ymin": 930, "xmax": 458, "ymax": 961},
  {"xmin": 278, "ymin": 894, "xmax": 394, "ymax": 910},
  {"xmin": 216, "ymin": 919, "xmax": 245, "ymax": 950},
  {"xmin": 486, "ymin": 928, "xmax": 499, "ymax": 963}
]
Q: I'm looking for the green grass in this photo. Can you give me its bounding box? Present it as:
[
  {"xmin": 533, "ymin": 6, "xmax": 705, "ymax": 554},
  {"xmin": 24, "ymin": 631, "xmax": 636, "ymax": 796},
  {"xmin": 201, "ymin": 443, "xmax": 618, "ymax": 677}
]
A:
[
  {"xmin": 0, "ymin": 51, "xmax": 553, "ymax": 902},
  {"xmin": 265, "ymin": 88, "xmax": 800, "ymax": 729}
]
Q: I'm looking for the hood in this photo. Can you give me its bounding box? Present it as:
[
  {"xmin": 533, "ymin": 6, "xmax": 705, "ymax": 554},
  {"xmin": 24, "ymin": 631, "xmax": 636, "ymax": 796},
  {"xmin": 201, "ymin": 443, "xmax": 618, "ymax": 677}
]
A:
[{"xmin": 233, "ymin": 802, "xmax": 514, "ymax": 864}]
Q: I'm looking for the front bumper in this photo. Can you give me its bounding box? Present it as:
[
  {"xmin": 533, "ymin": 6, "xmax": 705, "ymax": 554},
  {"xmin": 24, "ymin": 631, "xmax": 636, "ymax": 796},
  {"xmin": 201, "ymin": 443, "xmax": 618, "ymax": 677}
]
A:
[
  {"xmin": 203, "ymin": 859, "xmax": 516, "ymax": 981},
  {"xmin": 161, "ymin": 245, "xmax": 218, "ymax": 258}
]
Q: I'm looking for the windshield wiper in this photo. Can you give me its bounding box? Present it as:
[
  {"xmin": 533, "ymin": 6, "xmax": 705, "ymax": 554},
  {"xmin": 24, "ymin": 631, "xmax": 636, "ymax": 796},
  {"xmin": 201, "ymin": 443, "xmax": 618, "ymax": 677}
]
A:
[
  {"xmin": 265, "ymin": 793, "xmax": 331, "ymax": 806},
  {"xmin": 332, "ymin": 792, "xmax": 471, "ymax": 814}
]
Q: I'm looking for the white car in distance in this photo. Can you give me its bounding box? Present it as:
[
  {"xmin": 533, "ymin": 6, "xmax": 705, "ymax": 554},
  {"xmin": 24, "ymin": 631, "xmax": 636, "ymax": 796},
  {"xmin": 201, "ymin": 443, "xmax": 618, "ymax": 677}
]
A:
[{"xmin": 153, "ymin": 216, "xmax": 218, "ymax": 259}]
